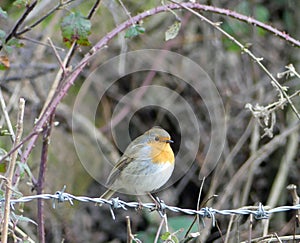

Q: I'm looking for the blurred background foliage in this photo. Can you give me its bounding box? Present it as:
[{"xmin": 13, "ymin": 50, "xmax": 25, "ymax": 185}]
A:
[{"xmin": 0, "ymin": 0, "xmax": 299, "ymax": 242}]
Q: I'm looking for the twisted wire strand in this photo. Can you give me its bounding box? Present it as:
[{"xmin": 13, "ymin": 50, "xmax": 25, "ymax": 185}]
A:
[{"xmin": 1, "ymin": 187, "xmax": 300, "ymax": 222}]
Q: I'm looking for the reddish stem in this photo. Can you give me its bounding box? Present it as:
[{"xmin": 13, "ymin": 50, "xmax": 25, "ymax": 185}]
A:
[
  {"xmin": 1, "ymin": 2, "xmax": 297, "ymax": 185},
  {"xmin": 36, "ymin": 114, "xmax": 54, "ymax": 243}
]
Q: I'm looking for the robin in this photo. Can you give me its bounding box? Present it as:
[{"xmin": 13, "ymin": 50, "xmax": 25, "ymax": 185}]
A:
[{"xmin": 100, "ymin": 126, "xmax": 175, "ymax": 200}]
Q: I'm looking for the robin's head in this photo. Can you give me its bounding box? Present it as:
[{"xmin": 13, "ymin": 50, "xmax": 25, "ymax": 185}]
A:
[
  {"xmin": 143, "ymin": 126, "xmax": 175, "ymax": 164},
  {"xmin": 144, "ymin": 126, "xmax": 174, "ymax": 144}
]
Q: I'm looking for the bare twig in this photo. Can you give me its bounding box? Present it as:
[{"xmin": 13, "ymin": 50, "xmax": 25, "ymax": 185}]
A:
[
  {"xmin": 287, "ymin": 184, "xmax": 300, "ymax": 226},
  {"xmin": 154, "ymin": 214, "xmax": 169, "ymax": 243},
  {"xmin": 169, "ymin": 2, "xmax": 300, "ymax": 47},
  {"xmin": 224, "ymin": 215, "xmax": 234, "ymax": 243},
  {"xmin": 241, "ymin": 120, "xmax": 259, "ymax": 205},
  {"xmin": 2, "ymin": 66, "xmax": 57, "ymax": 82},
  {"xmin": 36, "ymin": 113, "xmax": 54, "ymax": 243},
  {"xmin": 47, "ymin": 38, "xmax": 65, "ymax": 73},
  {"xmin": 263, "ymin": 113, "xmax": 299, "ymax": 235},
  {"xmin": 38, "ymin": 40, "xmax": 76, "ymax": 122},
  {"xmin": 1, "ymin": 0, "xmax": 298, "ymax": 189},
  {"xmin": 215, "ymin": 221, "xmax": 225, "ymax": 242},
  {"xmin": 8, "ymin": 223, "xmax": 35, "ymax": 243},
  {"xmin": 125, "ymin": 216, "xmax": 142, "ymax": 243},
  {"xmin": 11, "ymin": 0, "xmax": 102, "ymax": 189},
  {"xmin": 15, "ymin": 0, "xmax": 75, "ymax": 36},
  {"xmin": 169, "ymin": 0, "xmax": 300, "ymax": 120},
  {"xmin": 0, "ymin": 88, "xmax": 16, "ymax": 142},
  {"xmin": 87, "ymin": 0, "xmax": 102, "ymax": 20},
  {"xmin": 285, "ymin": 64, "xmax": 300, "ymax": 78},
  {"xmin": 19, "ymin": 36, "xmax": 65, "ymax": 51},
  {"xmin": 240, "ymin": 234, "xmax": 299, "ymax": 243},
  {"xmin": 184, "ymin": 177, "xmax": 205, "ymax": 238},
  {"xmin": 126, "ymin": 216, "xmax": 133, "ymax": 243},
  {"xmin": 217, "ymin": 122, "xmax": 299, "ymax": 207},
  {"xmin": 1, "ymin": 98, "xmax": 25, "ymax": 243},
  {"xmin": 118, "ymin": 0, "xmax": 135, "ymax": 25},
  {"xmin": 248, "ymin": 214, "xmax": 253, "ymax": 243},
  {"xmin": 3, "ymin": 1, "xmax": 38, "ymax": 46},
  {"xmin": 0, "ymin": 130, "xmax": 40, "ymax": 172}
]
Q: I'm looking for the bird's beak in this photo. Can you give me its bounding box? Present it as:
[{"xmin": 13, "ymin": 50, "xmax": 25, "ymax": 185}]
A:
[{"xmin": 166, "ymin": 139, "xmax": 174, "ymax": 143}]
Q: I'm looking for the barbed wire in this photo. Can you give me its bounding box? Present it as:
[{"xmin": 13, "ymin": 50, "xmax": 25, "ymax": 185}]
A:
[{"xmin": 1, "ymin": 186, "xmax": 300, "ymax": 225}]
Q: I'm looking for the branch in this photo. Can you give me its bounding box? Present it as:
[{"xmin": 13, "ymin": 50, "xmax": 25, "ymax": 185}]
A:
[
  {"xmin": 3, "ymin": 1, "xmax": 38, "ymax": 46},
  {"xmin": 1, "ymin": 98, "xmax": 25, "ymax": 243},
  {"xmin": 15, "ymin": 0, "xmax": 75, "ymax": 36},
  {"xmin": 36, "ymin": 113, "xmax": 54, "ymax": 243},
  {"xmin": 170, "ymin": 0, "xmax": 300, "ymax": 120},
  {"xmin": 87, "ymin": 0, "xmax": 102, "ymax": 20},
  {"xmin": 1, "ymin": 1, "xmax": 299, "ymax": 184}
]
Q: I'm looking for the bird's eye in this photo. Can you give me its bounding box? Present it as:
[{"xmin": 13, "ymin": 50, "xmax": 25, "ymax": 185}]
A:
[{"xmin": 155, "ymin": 136, "xmax": 159, "ymax": 141}]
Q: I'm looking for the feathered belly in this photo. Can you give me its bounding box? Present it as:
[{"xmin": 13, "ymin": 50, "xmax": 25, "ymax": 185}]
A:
[{"xmin": 116, "ymin": 160, "xmax": 174, "ymax": 195}]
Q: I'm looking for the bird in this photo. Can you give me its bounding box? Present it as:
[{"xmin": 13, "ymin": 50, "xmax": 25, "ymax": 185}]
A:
[{"xmin": 100, "ymin": 126, "xmax": 175, "ymax": 200}]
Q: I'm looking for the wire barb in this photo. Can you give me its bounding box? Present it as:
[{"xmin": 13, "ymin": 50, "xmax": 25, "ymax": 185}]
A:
[
  {"xmin": 202, "ymin": 207, "xmax": 216, "ymax": 226},
  {"xmin": 254, "ymin": 203, "xmax": 269, "ymax": 220},
  {"xmin": 2, "ymin": 188, "xmax": 300, "ymax": 223},
  {"xmin": 55, "ymin": 185, "xmax": 67, "ymax": 203}
]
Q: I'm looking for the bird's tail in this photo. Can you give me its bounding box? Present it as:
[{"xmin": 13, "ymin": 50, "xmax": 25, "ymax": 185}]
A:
[{"xmin": 100, "ymin": 189, "xmax": 115, "ymax": 200}]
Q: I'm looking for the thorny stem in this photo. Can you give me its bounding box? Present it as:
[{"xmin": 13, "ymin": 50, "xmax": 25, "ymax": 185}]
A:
[
  {"xmin": 11, "ymin": 0, "xmax": 101, "ymax": 186},
  {"xmin": 170, "ymin": 0, "xmax": 300, "ymax": 120},
  {"xmin": 287, "ymin": 184, "xmax": 300, "ymax": 226},
  {"xmin": 36, "ymin": 114, "xmax": 54, "ymax": 243},
  {"xmin": 1, "ymin": 1, "xmax": 299, "ymax": 186}
]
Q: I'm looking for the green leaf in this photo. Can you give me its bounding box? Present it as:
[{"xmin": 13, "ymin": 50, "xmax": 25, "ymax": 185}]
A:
[
  {"xmin": 125, "ymin": 25, "xmax": 145, "ymax": 38},
  {"xmin": 0, "ymin": 7, "xmax": 8, "ymax": 19},
  {"xmin": 171, "ymin": 235, "xmax": 179, "ymax": 243},
  {"xmin": 0, "ymin": 162, "xmax": 6, "ymax": 172},
  {"xmin": 7, "ymin": 38, "xmax": 23, "ymax": 48},
  {"xmin": 0, "ymin": 129, "xmax": 10, "ymax": 136},
  {"xmin": 0, "ymin": 64, "xmax": 8, "ymax": 70},
  {"xmin": 161, "ymin": 232, "xmax": 171, "ymax": 240},
  {"xmin": 165, "ymin": 21, "xmax": 181, "ymax": 41},
  {"xmin": 160, "ymin": 232, "xmax": 179, "ymax": 242},
  {"xmin": 61, "ymin": 11, "xmax": 91, "ymax": 48}
]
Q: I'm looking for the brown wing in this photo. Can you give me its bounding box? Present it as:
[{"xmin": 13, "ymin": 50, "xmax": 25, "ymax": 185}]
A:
[
  {"xmin": 105, "ymin": 155, "xmax": 133, "ymax": 187},
  {"xmin": 106, "ymin": 141, "xmax": 150, "ymax": 187}
]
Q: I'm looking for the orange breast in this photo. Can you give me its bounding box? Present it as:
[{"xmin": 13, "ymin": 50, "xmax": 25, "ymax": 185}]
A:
[{"xmin": 150, "ymin": 143, "xmax": 175, "ymax": 164}]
